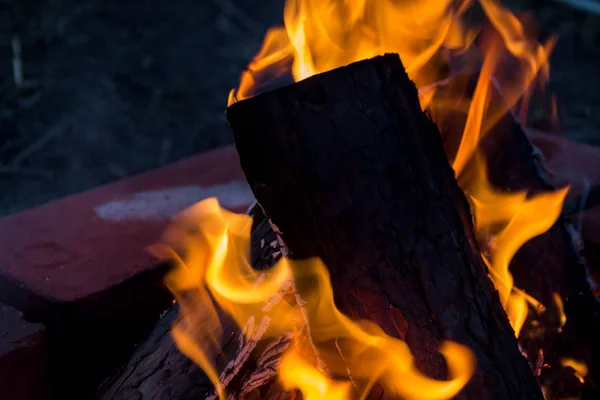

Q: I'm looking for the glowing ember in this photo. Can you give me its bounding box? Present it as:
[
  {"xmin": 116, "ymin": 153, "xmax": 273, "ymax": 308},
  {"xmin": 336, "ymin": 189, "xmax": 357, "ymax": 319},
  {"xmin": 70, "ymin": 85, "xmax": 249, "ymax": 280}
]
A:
[{"xmin": 160, "ymin": 0, "xmax": 573, "ymax": 397}]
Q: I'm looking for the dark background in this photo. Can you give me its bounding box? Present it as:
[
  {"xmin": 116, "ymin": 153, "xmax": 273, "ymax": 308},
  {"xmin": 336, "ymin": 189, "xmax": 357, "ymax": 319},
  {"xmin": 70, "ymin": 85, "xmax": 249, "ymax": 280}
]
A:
[{"xmin": 0, "ymin": 0, "xmax": 598, "ymax": 217}]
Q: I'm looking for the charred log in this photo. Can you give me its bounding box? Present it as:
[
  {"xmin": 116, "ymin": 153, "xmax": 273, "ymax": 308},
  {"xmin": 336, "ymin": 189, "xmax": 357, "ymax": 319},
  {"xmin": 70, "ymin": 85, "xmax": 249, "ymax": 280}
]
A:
[{"xmin": 227, "ymin": 54, "xmax": 542, "ymax": 399}]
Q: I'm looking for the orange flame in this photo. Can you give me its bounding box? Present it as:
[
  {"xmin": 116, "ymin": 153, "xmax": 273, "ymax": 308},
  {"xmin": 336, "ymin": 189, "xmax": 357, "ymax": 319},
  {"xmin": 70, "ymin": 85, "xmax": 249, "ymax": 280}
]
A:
[
  {"xmin": 462, "ymin": 151, "xmax": 568, "ymax": 337},
  {"xmin": 162, "ymin": 0, "xmax": 573, "ymax": 397},
  {"xmin": 230, "ymin": 0, "xmax": 478, "ymax": 106},
  {"xmin": 157, "ymin": 198, "xmax": 475, "ymax": 399},
  {"xmin": 279, "ymin": 351, "xmax": 352, "ymax": 400}
]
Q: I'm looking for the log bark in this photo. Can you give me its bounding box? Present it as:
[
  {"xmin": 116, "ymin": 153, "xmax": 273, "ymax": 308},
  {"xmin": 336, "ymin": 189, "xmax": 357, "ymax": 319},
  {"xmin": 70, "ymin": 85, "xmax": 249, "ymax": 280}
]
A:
[
  {"xmin": 95, "ymin": 204, "xmax": 282, "ymax": 400},
  {"xmin": 227, "ymin": 54, "xmax": 542, "ymax": 399}
]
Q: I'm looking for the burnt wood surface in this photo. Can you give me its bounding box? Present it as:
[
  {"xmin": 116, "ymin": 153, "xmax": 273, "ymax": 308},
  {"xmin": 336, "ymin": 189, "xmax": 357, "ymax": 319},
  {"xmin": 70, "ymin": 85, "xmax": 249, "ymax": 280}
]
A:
[
  {"xmin": 227, "ymin": 54, "xmax": 542, "ymax": 399},
  {"xmin": 95, "ymin": 205, "xmax": 280, "ymax": 400}
]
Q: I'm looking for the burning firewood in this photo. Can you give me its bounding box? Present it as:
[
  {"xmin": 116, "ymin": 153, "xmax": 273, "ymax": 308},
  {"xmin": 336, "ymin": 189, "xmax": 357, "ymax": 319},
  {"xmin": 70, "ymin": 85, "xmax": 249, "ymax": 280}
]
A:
[
  {"xmin": 429, "ymin": 75, "xmax": 600, "ymax": 398},
  {"xmin": 476, "ymin": 114, "xmax": 600, "ymax": 399},
  {"xmin": 96, "ymin": 205, "xmax": 281, "ymax": 400},
  {"xmin": 224, "ymin": 53, "xmax": 542, "ymax": 399},
  {"xmin": 99, "ymin": 54, "xmax": 549, "ymax": 400},
  {"xmin": 96, "ymin": 59, "xmax": 600, "ymax": 400}
]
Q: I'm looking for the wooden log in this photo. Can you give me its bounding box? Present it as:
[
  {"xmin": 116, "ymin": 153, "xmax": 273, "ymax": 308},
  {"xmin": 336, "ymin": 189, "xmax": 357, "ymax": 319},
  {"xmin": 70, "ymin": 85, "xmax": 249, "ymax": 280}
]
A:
[
  {"xmin": 430, "ymin": 76, "xmax": 600, "ymax": 399},
  {"xmin": 479, "ymin": 116, "xmax": 600, "ymax": 399},
  {"xmin": 227, "ymin": 54, "xmax": 542, "ymax": 399},
  {"xmin": 95, "ymin": 204, "xmax": 282, "ymax": 400}
]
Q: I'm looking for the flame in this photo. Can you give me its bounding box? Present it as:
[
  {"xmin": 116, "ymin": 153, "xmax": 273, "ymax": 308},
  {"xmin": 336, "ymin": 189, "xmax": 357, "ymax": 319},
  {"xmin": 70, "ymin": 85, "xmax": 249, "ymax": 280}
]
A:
[
  {"xmin": 464, "ymin": 151, "xmax": 568, "ymax": 336},
  {"xmin": 163, "ymin": 0, "xmax": 575, "ymax": 396},
  {"xmin": 234, "ymin": 0, "xmax": 563, "ymax": 340},
  {"xmin": 230, "ymin": 0, "xmax": 478, "ymax": 106},
  {"xmin": 237, "ymin": 0, "xmax": 565, "ymax": 342},
  {"xmin": 157, "ymin": 198, "xmax": 475, "ymax": 399},
  {"xmin": 279, "ymin": 351, "xmax": 352, "ymax": 400}
]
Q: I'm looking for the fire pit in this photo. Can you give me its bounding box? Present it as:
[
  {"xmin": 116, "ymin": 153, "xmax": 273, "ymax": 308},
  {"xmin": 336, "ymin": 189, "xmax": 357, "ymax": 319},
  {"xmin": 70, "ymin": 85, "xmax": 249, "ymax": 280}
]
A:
[{"xmin": 3, "ymin": 0, "xmax": 600, "ymax": 399}]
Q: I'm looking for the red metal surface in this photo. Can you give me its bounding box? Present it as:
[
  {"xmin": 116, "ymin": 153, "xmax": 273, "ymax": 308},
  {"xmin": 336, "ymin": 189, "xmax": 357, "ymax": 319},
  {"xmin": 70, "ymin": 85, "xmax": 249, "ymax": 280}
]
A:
[
  {"xmin": 0, "ymin": 145, "xmax": 253, "ymax": 303},
  {"xmin": 0, "ymin": 144, "xmax": 254, "ymax": 397},
  {"xmin": 1, "ymin": 135, "xmax": 595, "ymax": 306}
]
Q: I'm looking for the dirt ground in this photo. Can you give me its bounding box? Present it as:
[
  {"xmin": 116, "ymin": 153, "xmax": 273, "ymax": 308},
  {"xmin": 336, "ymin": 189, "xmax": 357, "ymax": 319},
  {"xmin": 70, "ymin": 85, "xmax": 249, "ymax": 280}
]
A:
[{"xmin": 0, "ymin": 0, "xmax": 599, "ymax": 217}]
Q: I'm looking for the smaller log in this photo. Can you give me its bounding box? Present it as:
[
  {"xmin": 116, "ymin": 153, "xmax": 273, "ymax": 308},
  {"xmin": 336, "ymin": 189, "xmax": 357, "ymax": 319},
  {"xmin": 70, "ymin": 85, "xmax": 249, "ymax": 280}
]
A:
[
  {"xmin": 480, "ymin": 113, "xmax": 600, "ymax": 399},
  {"xmin": 95, "ymin": 204, "xmax": 281, "ymax": 400},
  {"xmin": 430, "ymin": 76, "xmax": 600, "ymax": 399}
]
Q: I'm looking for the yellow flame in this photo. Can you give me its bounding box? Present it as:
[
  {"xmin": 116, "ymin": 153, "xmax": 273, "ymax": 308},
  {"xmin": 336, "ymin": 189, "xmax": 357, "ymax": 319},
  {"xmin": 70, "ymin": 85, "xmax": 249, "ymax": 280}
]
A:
[
  {"xmin": 231, "ymin": 0, "xmax": 480, "ymax": 106},
  {"xmin": 279, "ymin": 351, "xmax": 352, "ymax": 400},
  {"xmin": 561, "ymin": 358, "xmax": 588, "ymax": 384},
  {"xmin": 462, "ymin": 151, "xmax": 569, "ymax": 336},
  {"xmin": 451, "ymin": 40, "xmax": 499, "ymax": 176},
  {"xmin": 157, "ymin": 198, "xmax": 475, "ymax": 400}
]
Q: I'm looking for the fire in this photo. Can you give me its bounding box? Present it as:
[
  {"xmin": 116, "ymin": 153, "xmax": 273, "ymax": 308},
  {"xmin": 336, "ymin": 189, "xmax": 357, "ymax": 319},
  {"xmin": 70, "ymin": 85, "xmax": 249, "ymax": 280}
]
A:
[
  {"xmin": 230, "ymin": 0, "xmax": 477, "ymax": 105},
  {"xmin": 156, "ymin": 198, "xmax": 475, "ymax": 399},
  {"xmin": 462, "ymin": 150, "xmax": 568, "ymax": 337},
  {"xmin": 160, "ymin": 0, "xmax": 575, "ymax": 397},
  {"xmin": 230, "ymin": 0, "xmax": 567, "ymax": 336}
]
